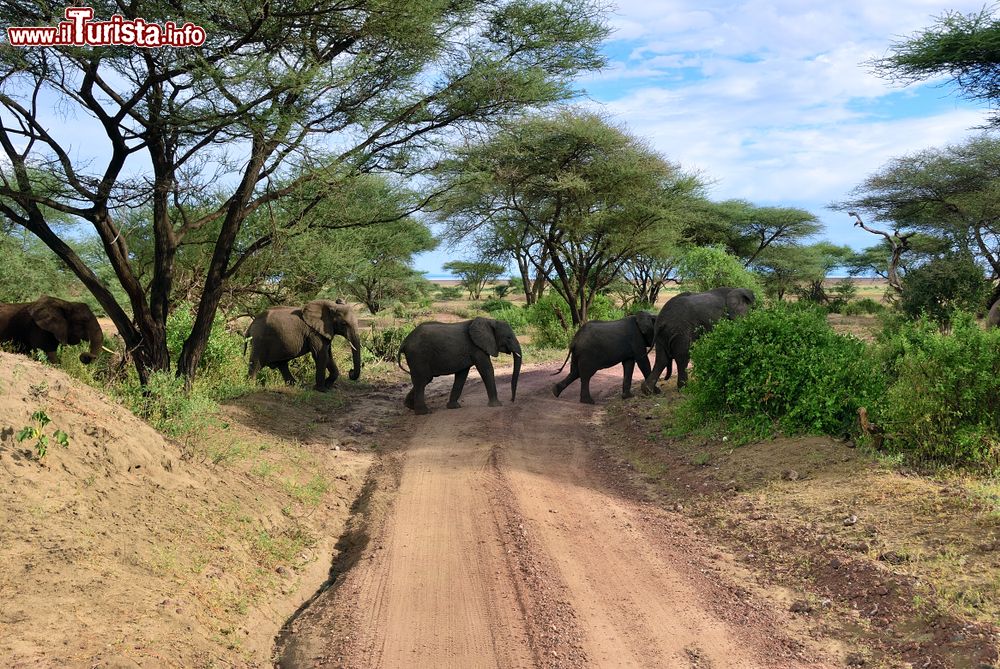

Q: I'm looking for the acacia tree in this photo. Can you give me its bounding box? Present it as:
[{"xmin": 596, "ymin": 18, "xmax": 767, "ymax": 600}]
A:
[
  {"xmin": 834, "ymin": 136, "xmax": 1000, "ymax": 302},
  {"xmin": 437, "ymin": 110, "xmax": 703, "ymax": 324},
  {"xmin": 873, "ymin": 6, "xmax": 1000, "ymax": 126},
  {"xmin": 442, "ymin": 259, "xmax": 507, "ymax": 300},
  {"xmin": 0, "ymin": 0, "xmax": 607, "ymax": 383}
]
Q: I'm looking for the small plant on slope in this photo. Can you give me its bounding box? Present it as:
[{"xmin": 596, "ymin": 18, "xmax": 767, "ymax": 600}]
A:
[{"xmin": 17, "ymin": 409, "xmax": 70, "ymax": 459}]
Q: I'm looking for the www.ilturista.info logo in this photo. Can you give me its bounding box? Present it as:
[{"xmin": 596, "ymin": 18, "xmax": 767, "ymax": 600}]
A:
[{"xmin": 6, "ymin": 7, "xmax": 206, "ymax": 47}]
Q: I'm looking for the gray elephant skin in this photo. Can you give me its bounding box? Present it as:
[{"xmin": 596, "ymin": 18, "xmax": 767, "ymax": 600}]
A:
[
  {"xmin": 552, "ymin": 312, "xmax": 656, "ymax": 404},
  {"xmin": 988, "ymin": 298, "xmax": 1000, "ymax": 328},
  {"xmin": 0, "ymin": 295, "xmax": 104, "ymax": 365},
  {"xmin": 642, "ymin": 287, "xmax": 755, "ymax": 392},
  {"xmin": 398, "ymin": 317, "xmax": 521, "ymax": 415},
  {"xmin": 246, "ymin": 299, "xmax": 362, "ymax": 391}
]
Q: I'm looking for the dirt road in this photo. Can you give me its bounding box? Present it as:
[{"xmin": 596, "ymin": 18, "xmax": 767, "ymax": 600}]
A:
[{"xmin": 278, "ymin": 364, "xmax": 833, "ymax": 668}]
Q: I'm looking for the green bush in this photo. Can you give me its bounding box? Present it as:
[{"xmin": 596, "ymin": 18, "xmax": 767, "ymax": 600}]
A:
[
  {"xmin": 677, "ymin": 246, "xmax": 763, "ymax": 296},
  {"xmin": 526, "ymin": 293, "xmax": 625, "ymax": 348},
  {"xmin": 681, "ymin": 304, "xmax": 883, "ymax": 437},
  {"xmin": 842, "ymin": 298, "xmax": 884, "ymax": 316},
  {"xmin": 435, "ymin": 285, "xmax": 464, "ymax": 301},
  {"xmin": 361, "ymin": 323, "xmax": 415, "ymax": 364},
  {"xmin": 491, "ymin": 305, "xmax": 529, "ymax": 331},
  {"xmin": 166, "ymin": 303, "xmax": 249, "ymax": 397},
  {"xmin": 527, "ymin": 293, "xmax": 573, "ymax": 348},
  {"xmin": 481, "ymin": 298, "xmax": 516, "ymax": 313},
  {"xmin": 116, "ymin": 371, "xmax": 219, "ymax": 439},
  {"xmin": 871, "ymin": 313, "xmax": 1000, "ymax": 467},
  {"xmin": 899, "ymin": 252, "xmax": 989, "ymax": 325}
]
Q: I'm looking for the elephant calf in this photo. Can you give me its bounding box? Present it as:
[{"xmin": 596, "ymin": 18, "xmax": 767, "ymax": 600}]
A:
[
  {"xmin": 246, "ymin": 299, "xmax": 361, "ymax": 391},
  {"xmin": 988, "ymin": 298, "xmax": 1000, "ymax": 328},
  {"xmin": 0, "ymin": 296, "xmax": 104, "ymax": 365},
  {"xmin": 552, "ymin": 312, "xmax": 656, "ymax": 404},
  {"xmin": 642, "ymin": 287, "xmax": 755, "ymax": 392},
  {"xmin": 398, "ymin": 317, "xmax": 521, "ymax": 415}
]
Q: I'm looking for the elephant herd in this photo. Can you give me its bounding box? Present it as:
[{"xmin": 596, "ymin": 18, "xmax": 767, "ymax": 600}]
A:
[
  {"xmin": 0, "ymin": 289, "xmax": 756, "ymax": 415},
  {"xmin": 12, "ymin": 288, "xmax": 1000, "ymax": 417},
  {"xmin": 396, "ymin": 286, "xmax": 755, "ymax": 413}
]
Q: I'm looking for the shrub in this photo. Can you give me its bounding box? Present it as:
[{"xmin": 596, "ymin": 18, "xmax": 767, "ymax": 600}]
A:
[
  {"xmin": 899, "ymin": 252, "xmax": 989, "ymax": 325},
  {"xmin": 491, "ymin": 305, "xmax": 529, "ymax": 331},
  {"xmin": 117, "ymin": 371, "xmax": 219, "ymax": 439},
  {"xmin": 361, "ymin": 323, "xmax": 415, "ymax": 364},
  {"xmin": 481, "ymin": 298, "xmax": 516, "ymax": 313},
  {"xmin": 677, "ymin": 246, "xmax": 763, "ymax": 296},
  {"xmin": 435, "ymin": 285, "xmax": 464, "ymax": 301},
  {"xmin": 681, "ymin": 304, "xmax": 883, "ymax": 437},
  {"xmin": 491, "ymin": 283, "xmax": 511, "ymax": 299},
  {"xmin": 527, "ymin": 293, "xmax": 573, "ymax": 348},
  {"xmin": 870, "ymin": 312, "xmax": 1000, "ymax": 467},
  {"xmin": 526, "ymin": 293, "xmax": 624, "ymax": 348},
  {"xmin": 842, "ymin": 298, "xmax": 884, "ymax": 316}
]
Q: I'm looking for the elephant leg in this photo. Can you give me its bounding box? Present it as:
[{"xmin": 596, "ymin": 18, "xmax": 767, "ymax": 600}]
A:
[
  {"xmin": 248, "ymin": 358, "xmax": 263, "ymax": 385},
  {"xmin": 325, "ymin": 354, "xmax": 340, "ymax": 388},
  {"xmin": 642, "ymin": 341, "xmax": 669, "ymax": 394},
  {"xmin": 276, "ymin": 361, "xmax": 296, "ymax": 386},
  {"xmin": 553, "ymin": 358, "xmax": 580, "ymax": 397},
  {"xmin": 410, "ymin": 373, "xmax": 432, "ymax": 414},
  {"xmin": 621, "ymin": 359, "xmax": 635, "ymax": 399},
  {"xmin": 404, "ymin": 387, "xmax": 415, "ymax": 410},
  {"xmin": 474, "ymin": 358, "xmax": 502, "ymax": 407},
  {"xmin": 447, "ymin": 367, "xmax": 470, "ymax": 409},
  {"xmin": 636, "ymin": 349, "xmax": 652, "ymax": 381},
  {"xmin": 312, "ymin": 346, "xmax": 331, "ymax": 392},
  {"xmin": 579, "ymin": 371, "xmax": 596, "ymax": 404},
  {"xmin": 676, "ymin": 349, "xmax": 691, "ymax": 389},
  {"xmin": 44, "ymin": 349, "xmax": 59, "ymax": 364}
]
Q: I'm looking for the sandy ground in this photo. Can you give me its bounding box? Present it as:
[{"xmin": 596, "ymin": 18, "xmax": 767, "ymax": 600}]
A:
[
  {"xmin": 0, "ymin": 351, "xmax": 377, "ymax": 667},
  {"xmin": 278, "ymin": 363, "xmax": 834, "ymax": 668}
]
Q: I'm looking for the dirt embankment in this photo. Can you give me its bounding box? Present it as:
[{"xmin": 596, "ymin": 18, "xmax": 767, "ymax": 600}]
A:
[{"xmin": 0, "ymin": 352, "xmax": 391, "ymax": 667}]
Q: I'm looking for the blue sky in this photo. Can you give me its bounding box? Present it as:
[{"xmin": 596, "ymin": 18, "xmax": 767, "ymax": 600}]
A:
[{"xmin": 418, "ymin": 0, "xmax": 995, "ymax": 276}]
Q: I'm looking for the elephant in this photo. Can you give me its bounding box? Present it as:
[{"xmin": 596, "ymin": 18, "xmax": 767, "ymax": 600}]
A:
[
  {"xmin": 246, "ymin": 299, "xmax": 361, "ymax": 391},
  {"xmin": 641, "ymin": 287, "xmax": 755, "ymax": 392},
  {"xmin": 552, "ymin": 311, "xmax": 656, "ymax": 404},
  {"xmin": 0, "ymin": 296, "xmax": 104, "ymax": 365},
  {"xmin": 398, "ymin": 317, "xmax": 521, "ymax": 415},
  {"xmin": 988, "ymin": 298, "xmax": 1000, "ymax": 328}
]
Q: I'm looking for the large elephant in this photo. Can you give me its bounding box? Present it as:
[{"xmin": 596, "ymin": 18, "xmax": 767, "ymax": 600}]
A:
[
  {"xmin": 0, "ymin": 296, "xmax": 104, "ymax": 365},
  {"xmin": 398, "ymin": 317, "xmax": 521, "ymax": 415},
  {"xmin": 988, "ymin": 298, "xmax": 1000, "ymax": 328},
  {"xmin": 552, "ymin": 312, "xmax": 656, "ymax": 404},
  {"xmin": 641, "ymin": 287, "xmax": 755, "ymax": 392},
  {"xmin": 246, "ymin": 299, "xmax": 361, "ymax": 391}
]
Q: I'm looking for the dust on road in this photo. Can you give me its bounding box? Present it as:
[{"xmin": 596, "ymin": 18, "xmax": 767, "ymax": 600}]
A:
[{"xmin": 278, "ymin": 364, "xmax": 833, "ymax": 668}]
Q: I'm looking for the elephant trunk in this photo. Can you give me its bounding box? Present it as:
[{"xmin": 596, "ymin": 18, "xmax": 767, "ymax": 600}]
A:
[
  {"xmin": 80, "ymin": 319, "xmax": 105, "ymax": 365},
  {"xmin": 511, "ymin": 343, "xmax": 522, "ymax": 402},
  {"xmin": 348, "ymin": 329, "xmax": 362, "ymax": 381}
]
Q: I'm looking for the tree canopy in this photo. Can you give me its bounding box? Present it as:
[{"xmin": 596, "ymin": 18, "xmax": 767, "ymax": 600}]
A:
[
  {"xmin": 0, "ymin": 0, "xmax": 608, "ymax": 382},
  {"xmin": 873, "ymin": 6, "xmax": 1000, "ymax": 125},
  {"xmin": 834, "ymin": 135, "xmax": 1000, "ymax": 301},
  {"xmin": 436, "ymin": 109, "xmax": 703, "ymax": 324}
]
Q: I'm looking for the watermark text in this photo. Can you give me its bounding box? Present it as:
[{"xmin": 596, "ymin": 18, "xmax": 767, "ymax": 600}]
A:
[{"xmin": 6, "ymin": 7, "xmax": 206, "ymax": 47}]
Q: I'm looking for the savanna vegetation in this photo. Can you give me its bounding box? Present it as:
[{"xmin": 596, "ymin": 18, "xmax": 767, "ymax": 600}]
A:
[{"xmin": 2, "ymin": 0, "xmax": 1000, "ymax": 475}]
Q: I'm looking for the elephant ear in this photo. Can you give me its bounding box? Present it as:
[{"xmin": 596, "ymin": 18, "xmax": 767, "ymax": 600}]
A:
[
  {"xmin": 726, "ymin": 289, "xmax": 755, "ymax": 316},
  {"xmin": 301, "ymin": 301, "xmax": 333, "ymax": 340},
  {"xmin": 469, "ymin": 317, "xmax": 499, "ymax": 357},
  {"xmin": 634, "ymin": 313, "xmax": 655, "ymax": 344},
  {"xmin": 28, "ymin": 298, "xmax": 69, "ymax": 343}
]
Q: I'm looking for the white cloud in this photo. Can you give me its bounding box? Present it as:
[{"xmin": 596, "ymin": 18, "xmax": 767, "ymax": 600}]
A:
[{"xmin": 582, "ymin": 0, "xmax": 996, "ymax": 252}]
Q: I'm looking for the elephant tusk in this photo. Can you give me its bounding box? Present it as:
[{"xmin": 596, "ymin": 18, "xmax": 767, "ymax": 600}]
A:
[
  {"xmin": 101, "ymin": 346, "xmax": 116, "ymax": 354},
  {"xmin": 513, "ymin": 352, "xmax": 522, "ymax": 358}
]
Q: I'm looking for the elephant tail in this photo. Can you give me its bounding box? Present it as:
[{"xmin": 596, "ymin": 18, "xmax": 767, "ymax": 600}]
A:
[
  {"xmin": 397, "ymin": 347, "xmax": 410, "ymax": 373},
  {"xmin": 551, "ymin": 346, "xmax": 573, "ymax": 376}
]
